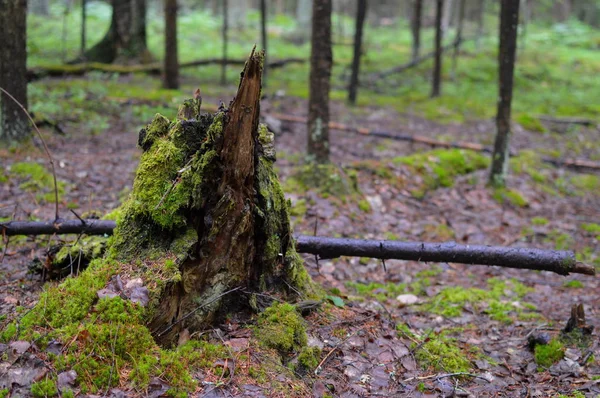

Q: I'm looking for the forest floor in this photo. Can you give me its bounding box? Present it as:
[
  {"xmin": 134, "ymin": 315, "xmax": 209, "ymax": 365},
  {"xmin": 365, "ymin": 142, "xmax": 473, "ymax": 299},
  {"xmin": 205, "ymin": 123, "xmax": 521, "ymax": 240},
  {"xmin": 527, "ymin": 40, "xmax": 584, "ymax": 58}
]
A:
[{"xmin": 1, "ymin": 74, "xmax": 600, "ymax": 397}]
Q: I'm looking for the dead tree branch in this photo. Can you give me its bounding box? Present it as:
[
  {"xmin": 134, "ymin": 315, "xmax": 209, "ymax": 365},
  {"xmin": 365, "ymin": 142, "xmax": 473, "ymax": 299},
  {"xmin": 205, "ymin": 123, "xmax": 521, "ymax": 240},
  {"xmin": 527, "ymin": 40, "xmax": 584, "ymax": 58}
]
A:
[
  {"xmin": 27, "ymin": 58, "xmax": 305, "ymax": 81},
  {"xmin": 271, "ymin": 113, "xmax": 600, "ymax": 173},
  {"xmin": 1, "ymin": 220, "xmax": 594, "ymax": 275}
]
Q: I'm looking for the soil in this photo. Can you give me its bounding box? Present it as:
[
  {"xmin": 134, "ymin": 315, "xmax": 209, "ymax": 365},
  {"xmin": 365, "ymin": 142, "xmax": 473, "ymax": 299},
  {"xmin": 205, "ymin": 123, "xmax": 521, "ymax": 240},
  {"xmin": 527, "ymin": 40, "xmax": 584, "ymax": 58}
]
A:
[{"xmin": 1, "ymin": 77, "xmax": 599, "ymax": 397}]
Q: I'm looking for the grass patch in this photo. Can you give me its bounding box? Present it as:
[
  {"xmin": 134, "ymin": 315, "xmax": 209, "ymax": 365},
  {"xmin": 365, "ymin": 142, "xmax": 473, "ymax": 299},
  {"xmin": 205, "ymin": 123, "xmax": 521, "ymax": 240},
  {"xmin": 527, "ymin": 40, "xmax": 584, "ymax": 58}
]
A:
[
  {"xmin": 492, "ymin": 188, "xmax": 529, "ymax": 208},
  {"xmin": 9, "ymin": 162, "xmax": 66, "ymax": 203},
  {"xmin": 534, "ymin": 339, "xmax": 565, "ymax": 369}
]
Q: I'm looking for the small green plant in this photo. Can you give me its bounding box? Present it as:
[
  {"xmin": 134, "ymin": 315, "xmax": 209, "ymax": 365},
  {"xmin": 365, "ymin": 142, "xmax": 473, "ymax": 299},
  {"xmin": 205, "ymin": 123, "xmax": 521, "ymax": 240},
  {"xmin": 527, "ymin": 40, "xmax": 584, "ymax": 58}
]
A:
[
  {"xmin": 563, "ymin": 280, "xmax": 584, "ymax": 288},
  {"xmin": 531, "ymin": 217, "xmax": 549, "ymax": 226},
  {"xmin": 255, "ymin": 302, "xmax": 307, "ymax": 354},
  {"xmin": 30, "ymin": 378, "xmax": 58, "ymax": 398},
  {"xmin": 534, "ymin": 339, "xmax": 565, "ymax": 369},
  {"xmin": 413, "ymin": 332, "xmax": 471, "ymax": 372},
  {"xmin": 493, "ymin": 188, "xmax": 529, "ymax": 208}
]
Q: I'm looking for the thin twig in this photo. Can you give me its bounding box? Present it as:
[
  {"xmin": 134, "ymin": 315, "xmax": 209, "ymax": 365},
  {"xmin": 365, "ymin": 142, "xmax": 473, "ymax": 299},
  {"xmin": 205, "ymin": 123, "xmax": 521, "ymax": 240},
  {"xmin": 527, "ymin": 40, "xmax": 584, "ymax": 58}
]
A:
[{"xmin": 0, "ymin": 87, "xmax": 60, "ymax": 220}]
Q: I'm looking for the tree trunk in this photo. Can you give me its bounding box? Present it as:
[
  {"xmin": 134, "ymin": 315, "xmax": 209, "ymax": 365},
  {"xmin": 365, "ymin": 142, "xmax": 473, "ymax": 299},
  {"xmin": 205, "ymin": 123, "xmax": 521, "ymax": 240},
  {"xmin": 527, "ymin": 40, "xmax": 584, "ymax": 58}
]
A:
[
  {"xmin": 307, "ymin": 0, "xmax": 332, "ymax": 164},
  {"xmin": 163, "ymin": 0, "xmax": 179, "ymax": 89},
  {"xmin": 489, "ymin": 0, "xmax": 520, "ymax": 187},
  {"xmin": 260, "ymin": 0, "xmax": 268, "ymax": 86},
  {"xmin": 411, "ymin": 0, "xmax": 423, "ymax": 62},
  {"xmin": 451, "ymin": 0, "xmax": 466, "ymax": 80},
  {"xmin": 82, "ymin": 0, "xmax": 150, "ymax": 64},
  {"xmin": 442, "ymin": 0, "xmax": 453, "ymax": 36},
  {"xmin": 0, "ymin": 0, "xmax": 29, "ymax": 143},
  {"xmin": 295, "ymin": 0, "xmax": 312, "ymax": 43},
  {"xmin": 221, "ymin": 0, "xmax": 228, "ymax": 85},
  {"xmin": 81, "ymin": 0, "xmax": 87, "ymax": 57},
  {"xmin": 475, "ymin": 0, "xmax": 485, "ymax": 51},
  {"xmin": 348, "ymin": 0, "xmax": 367, "ymax": 105},
  {"xmin": 431, "ymin": 0, "xmax": 443, "ymax": 98},
  {"xmin": 30, "ymin": 0, "xmax": 49, "ymax": 15}
]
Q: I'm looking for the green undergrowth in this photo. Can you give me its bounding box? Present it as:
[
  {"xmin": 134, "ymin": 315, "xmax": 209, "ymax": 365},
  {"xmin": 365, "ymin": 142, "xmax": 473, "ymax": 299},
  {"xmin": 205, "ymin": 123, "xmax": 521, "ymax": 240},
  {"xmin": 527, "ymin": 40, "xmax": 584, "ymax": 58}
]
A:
[
  {"xmin": 492, "ymin": 188, "xmax": 529, "ymax": 208},
  {"xmin": 28, "ymin": 5, "xmax": 599, "ymax": 125},
  {"xmin": 392, "ymin": 149, "xmax": 489, "ymax": 198},
  {"xmin": 534, "ymin": 338, "xmax": 565, "ymax": 369},
  {"xmin": 423, "ymin": 278, "xmax": 537, "ymax": 324},
  {"xmin": 8, "ymin": 162, "xmax": 66, "ymax": 203},
  {"xmin": 284, "ymin": 163, "xmax": 360, "ymax": 203}
]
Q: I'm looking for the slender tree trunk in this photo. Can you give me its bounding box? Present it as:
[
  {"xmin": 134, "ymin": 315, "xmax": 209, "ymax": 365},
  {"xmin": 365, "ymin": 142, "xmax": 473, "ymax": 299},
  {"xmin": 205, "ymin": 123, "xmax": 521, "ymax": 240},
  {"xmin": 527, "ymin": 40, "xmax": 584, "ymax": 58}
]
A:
[
  {"xmin": 431, "ymin": 0, "xmax": 443, "ymax": 98},
  {"xmin": 30, "ymin": 0, "xmax": 49, "ymax": 15},
  {"xmin": 475, "ymin": 0, "xmax": 485, "ymax": 51},
  {"xmin": 442, "ymin": 0, "xmax": 453, "ymax": 36},
  {"xmin": 489, "ymin": 0, "xmax": 520, "ymax": 187},
  {"xmin": 307, "ymin": 0, "xmax": 332, "ymax": 163},
  {"xmin": 260, "ymin": 0, "xmax": 267, "ymax": 86},
  {"xmin": 520, "ymin": 0, "xmax": 529, "ymax": 53},
  {"xmin": 163, "ymin": 0, "xmax": 179, "ymax": 89},
  {"xmin": 411, "ymin": 0, "xmax": 423, "ymax": 62},
  {"xmin": 451, "ymin": 0, "xmax": 466, "ymax": 80},
  {"xmin": 348, "ymin": 0, "xmax": 367, "ymax": 105},
  {"xmin": 0, "ymin": 0, "xmax": 29, "ymax": 143},
  {"xmin": 82, "ymin": 0, "xmax": 150, "ymax": 64},
  {"xmin": 81, "ymin": 0, "xmax": 87, "ymax": 57},
  {"xmin": 62, "ymin": 0, "xmax": 71, "ymax": 62},
  {"xmin": 221, "ymin": 0, "xmax": 228, "ymax": 85},
  {"xmin": 296, "ymin": 0, "xmax": 312, "ymax": 43}
]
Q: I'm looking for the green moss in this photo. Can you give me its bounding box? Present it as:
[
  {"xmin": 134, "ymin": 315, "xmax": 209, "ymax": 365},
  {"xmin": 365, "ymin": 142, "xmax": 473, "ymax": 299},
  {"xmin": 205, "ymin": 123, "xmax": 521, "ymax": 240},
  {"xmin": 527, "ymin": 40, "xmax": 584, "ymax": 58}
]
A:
[
  {"xmin": 581, "ymin": 223, "xmax": 600, "ymax": 235},
  {"xmin": 285, "ymin": 163, "xmax": 359, "ymax": 201},
  {"xmin": 571, "ymin": 174, "xmax": 599, "ymax": 193},
  {"xmin": 0, "ymin": 323, "xmax": 17, "ymax": 343},
  {"xmin": 563, "ymin": 280, "xmax": 584, "ymax": 288},
  {"xmin": 545, "ymin": 230, "xmax": 575, "ymax": 250},
  {"xmin": 0, "ymin": 389, "xmax": 9, "ymax": 398},
  {"xmin": 30, "ymin": 378, "xmax": 58, "ymax": 398},
  {"xmin": 289, "ymin": 198, "xmax": 307, "ymax": 217},
  {"xmin": 532, "ymin": 217, "xmax": 549, "ymax": 226},
  {"xmin": 393, "ymin": 149, "xmax": 489, "ymax": 195},
  {"xmin": 10, "ymin": 162, "xmax": 66, "ymax": 203},
  {"xmin": 423, "ymin": 279, "xmax": 533, "ymax": 323},
  {"xmin": 296, "ymin": 346, "xmax": 321, "ymax": 371},
  {"xmin": 414, "ymin": 333, "xmax": 471, "ymax": 372},
  {"xmin": 515, "ymin": 113, "xmax": 546, "ymax": 133},
  {"xmin": 493, "ymin": 188, "xmax": 529, "ymax": 208},
  {"xmin": 346, "ymin": 281, "xmax": 407, "ymax": 301},
  {"xmin": 358, "ymin": 199, "xmax": 371, "ymax": 212},
  {"xmin": 255, "ymin": 302, "xmax": 307, "ymax": 354},
  {"xmin": 423, "ymin": 223, "xmax": 455, "ymax": 240},
  {"xmin": 534, "ymin": 339, "xmax": 565, "ymax": 369}
]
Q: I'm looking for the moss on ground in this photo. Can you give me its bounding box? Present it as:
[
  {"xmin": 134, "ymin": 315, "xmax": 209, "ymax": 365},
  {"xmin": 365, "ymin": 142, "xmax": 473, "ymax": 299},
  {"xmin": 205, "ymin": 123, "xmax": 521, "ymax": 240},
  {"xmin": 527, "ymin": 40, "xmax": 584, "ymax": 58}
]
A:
[
  {"xmin": 493, "ymin": 188, "xmax": 529, "ymax": 208},
  {"xmin": 284, "ymin": 163, "xmax": 360, "ymax": 202},
  {"xmin": 255, "ymin": 302, "xmax": 308, "ymax": 354},
  {"xmin": 413, "ymin": 332, "xmax": 472, "ymax": 373},
  {"xmin": 422, "ymin": 278, "xmax": 535, "ymax": 324},
  {"xmin": 9, "ymin": 162, "xmax": 66, "ymax": 203},
  {"xmin": 392, "ymin": 149, "xmax": 489, "ymax": 198},
  {"xmin": 534, "ymin": 339, "xmax": 565, "ymax": 369}
]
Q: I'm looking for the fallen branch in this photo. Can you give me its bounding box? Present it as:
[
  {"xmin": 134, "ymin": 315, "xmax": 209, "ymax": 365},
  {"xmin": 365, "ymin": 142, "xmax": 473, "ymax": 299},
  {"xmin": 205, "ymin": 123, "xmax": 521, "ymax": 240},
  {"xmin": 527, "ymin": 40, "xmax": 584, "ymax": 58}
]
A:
[
  {"xmin": 271, "ymin": 113, "xmax": 600, "ymax": 172},
  {"xmin": 538, "ymin": 116, "xmax": 597, "ymax": 127},
  {"xmin": 1, "ymin": 220, "xmax": 594, "ymax": 275},
  {"xmin": 295, "ymin": 236, "xmax": 594, "ymax": 276},
  {"xmin": 367, "ymin": 36, "xmax": 477, "ymax": 81},
  {"xmin": 27, "ymin": 58, "xmax": 305, "ymax": 81}
]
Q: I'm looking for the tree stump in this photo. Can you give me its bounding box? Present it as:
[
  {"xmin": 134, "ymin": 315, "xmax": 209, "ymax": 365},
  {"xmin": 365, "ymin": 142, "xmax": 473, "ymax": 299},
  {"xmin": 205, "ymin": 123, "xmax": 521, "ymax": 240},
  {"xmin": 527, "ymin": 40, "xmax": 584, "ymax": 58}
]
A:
[{"xmin": 16, "ymin": 49, "xmax": 315, "ymax": 352}]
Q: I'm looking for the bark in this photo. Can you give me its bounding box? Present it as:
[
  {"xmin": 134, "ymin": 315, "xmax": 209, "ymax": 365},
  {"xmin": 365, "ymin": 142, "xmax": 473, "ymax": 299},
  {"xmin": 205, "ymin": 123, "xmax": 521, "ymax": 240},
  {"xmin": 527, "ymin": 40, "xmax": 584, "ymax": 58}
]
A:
[
  {"xmin": 431, "ymin": 0, "xmax": 444, "ymax": 98},
  {"xmin": 163, "ymin": 0, "xmax": 179, "ymax": 89},
  {"xmin": 260, "ymin": 0, "xmax": 268, "ymax": 86},
  {"xmin": 81, "ymin": 0, "xmax": 150, "ymax": 64},
  {"xmin": 451, "ymin": 0, "xmax": 466, "ymax": 80},
  {"xmin": 489, "ymin": 0, "xmax": 520, "ymax": 187},
  {"xmin": 348, "ymin": 0, "xmax": 367, "ymax": 105},
  {"xmin": 411, "ymin": 0, "xmax": 423, "ymax": 62},
  {"xmin": 221, "ymin": 0, "xmax": 228, "ymax": 85},
  {"xmin": 307, "ymin": 0, "xmax": 333, "ymax": 164},
  {"xmin": 296, "ymin": 236, "xmax": 594, "ymax": 276},
  {"xmin": 0, "ymin": 0, "xmax": 29, "ymax": 143}
]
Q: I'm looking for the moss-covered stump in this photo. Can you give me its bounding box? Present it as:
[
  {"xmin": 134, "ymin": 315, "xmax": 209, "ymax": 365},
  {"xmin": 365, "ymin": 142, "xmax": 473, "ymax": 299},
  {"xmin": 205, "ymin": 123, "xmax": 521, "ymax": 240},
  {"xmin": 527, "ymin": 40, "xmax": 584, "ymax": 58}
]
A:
[{"xmin": 2, "ymin": 50, "xmax": 318, "ymax": 394}]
